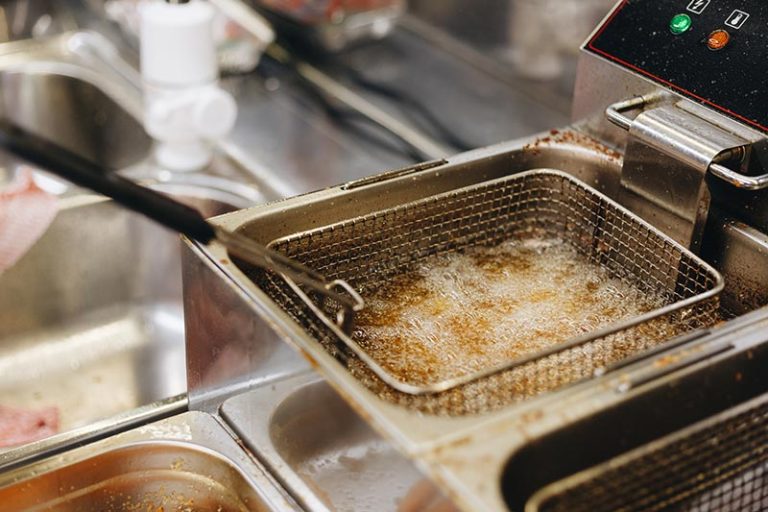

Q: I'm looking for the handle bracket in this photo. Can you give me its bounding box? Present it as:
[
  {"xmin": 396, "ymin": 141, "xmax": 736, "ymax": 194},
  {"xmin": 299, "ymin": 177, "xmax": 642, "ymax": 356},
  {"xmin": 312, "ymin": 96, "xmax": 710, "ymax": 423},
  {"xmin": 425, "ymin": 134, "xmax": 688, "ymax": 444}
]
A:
[{"xmin": 606, "ymin": 97, "xmax": 768, "ymax": 191}]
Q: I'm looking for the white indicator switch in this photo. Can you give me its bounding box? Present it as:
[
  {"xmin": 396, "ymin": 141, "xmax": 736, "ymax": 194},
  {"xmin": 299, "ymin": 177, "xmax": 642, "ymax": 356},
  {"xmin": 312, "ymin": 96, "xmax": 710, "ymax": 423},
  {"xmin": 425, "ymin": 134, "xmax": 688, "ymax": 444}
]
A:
[
  {"xmin": 725, "ymin": 9, "xmax": 750, "ymax": 29},
  {"xmin": 687, "ymin": 0, "xmax": 711, "ymax": 15}
]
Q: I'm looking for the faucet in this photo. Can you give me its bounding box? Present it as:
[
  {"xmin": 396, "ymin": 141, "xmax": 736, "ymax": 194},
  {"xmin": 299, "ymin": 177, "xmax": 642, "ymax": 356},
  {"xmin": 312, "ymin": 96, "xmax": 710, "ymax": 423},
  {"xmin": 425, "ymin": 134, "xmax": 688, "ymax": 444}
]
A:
[{"xmin": 140, "ymin": 0, "xmax": 237, "ymax": 171}]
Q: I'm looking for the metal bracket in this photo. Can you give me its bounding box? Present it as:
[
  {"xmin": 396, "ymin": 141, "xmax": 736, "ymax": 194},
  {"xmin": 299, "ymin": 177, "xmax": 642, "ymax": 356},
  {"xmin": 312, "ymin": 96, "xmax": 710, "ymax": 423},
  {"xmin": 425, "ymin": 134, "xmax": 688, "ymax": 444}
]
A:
[
  {"xmin": 608, "ymin": 98, "xmax": 768, "ymax": 191},
  {"xmin": 605, "ymin": 96, "xmax": 756, "ymax": 250}
]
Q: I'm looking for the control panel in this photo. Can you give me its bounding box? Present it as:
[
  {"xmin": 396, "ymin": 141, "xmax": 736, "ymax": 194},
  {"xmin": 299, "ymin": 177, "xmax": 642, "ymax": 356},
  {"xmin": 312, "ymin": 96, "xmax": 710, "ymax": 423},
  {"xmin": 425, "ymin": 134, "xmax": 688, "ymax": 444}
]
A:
[{"xmin": 586, "ymin": 0, "xmax": 768, "ymax": 134}]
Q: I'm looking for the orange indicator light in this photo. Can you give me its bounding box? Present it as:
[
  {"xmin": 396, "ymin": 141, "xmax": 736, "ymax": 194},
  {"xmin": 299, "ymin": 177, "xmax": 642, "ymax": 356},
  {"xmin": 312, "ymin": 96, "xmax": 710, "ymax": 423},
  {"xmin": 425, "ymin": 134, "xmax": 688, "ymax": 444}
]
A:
[{"xmin": 707, "ymin": 29, "xmax": 730, "ymax": 50}]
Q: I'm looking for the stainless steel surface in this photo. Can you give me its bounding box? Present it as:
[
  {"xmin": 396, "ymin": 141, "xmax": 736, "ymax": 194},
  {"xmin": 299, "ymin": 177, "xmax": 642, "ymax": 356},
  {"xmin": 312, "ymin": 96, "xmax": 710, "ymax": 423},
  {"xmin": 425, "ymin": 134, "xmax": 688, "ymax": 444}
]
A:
[
  {"xmin": 703, "ymin": 219, "xmax": 768, "ymax": 316},
  {"xmin": 604, "ymin": 94, "xmax": 661, "ymax": 132},
  {"xmin": 184, "ymin": 128, "xmax": 768, "ymax": 510},
  {"xmin": 266, "ymin": 43, "xmax": 451, "ymax": 160},
  {"xmin": 404, "ymin": 0, "xmax": 614, "ymax": 113},
  {"xmin": 0, "ymin": 31, "xmax": 148, "ymax": 184},
  {"xmin": 0, "ymin": 393, "xmax": 186, "ymax": 473},
  {"xmin": 183, "ymin": 236, "xmax": 310, "ymax": 414},
  {"xmin": 225, "ymin": 27, "xmax": 570, "ymax": 195},
  {"xmin": 527, "ymin": 391, "xmax": 768, "ymax": 512},
  {"xmin": 0, "ymin": 30, "xmax": 280, "ymax": 453},
  {"xmin": 0, "ymin": 196, "xmax": 188, "ymax": 435},
  {"xmin": 709, "ymin": 160, "xmax": 768, "ymax": 191},
  {"xmin": 0, "ymin": 61, "xmax": 150, "ymax": 171},
  {"xmin": 253, "ymin": 169, "xmax": 722, "ymax": 396},
  {"xmin": 496, "ymin": 310, "xmax": 768, "ymax": 512},
  {"xmin": 330, "ymin": 23, "xmax": 570, "ymax": 150},
  {"xmin": 221, "ymin": 372, "xmax": 427, "ymax": 512},
  {"xmin": 0, "ymin": 411, "xmax": 299, "ymax": 511},
  {"xmin": 604, "ymin": 96, "xmax": 768, "ymax": 250},
  {"xmin": 621, "ymin": 104, "xmax": 746, "ymax": 250},
  {"xmin": 0, "ymin": 0, "xmax": 78, "ymax": 42}
]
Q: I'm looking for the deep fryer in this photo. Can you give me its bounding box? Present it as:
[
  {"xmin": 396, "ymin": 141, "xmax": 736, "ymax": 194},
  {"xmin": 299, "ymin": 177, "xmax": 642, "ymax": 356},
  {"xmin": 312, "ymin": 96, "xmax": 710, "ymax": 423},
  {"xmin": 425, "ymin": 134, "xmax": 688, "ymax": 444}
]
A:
[{"xmin": 182, "ymin": 0, "xmax": 768, "ymax": 510}]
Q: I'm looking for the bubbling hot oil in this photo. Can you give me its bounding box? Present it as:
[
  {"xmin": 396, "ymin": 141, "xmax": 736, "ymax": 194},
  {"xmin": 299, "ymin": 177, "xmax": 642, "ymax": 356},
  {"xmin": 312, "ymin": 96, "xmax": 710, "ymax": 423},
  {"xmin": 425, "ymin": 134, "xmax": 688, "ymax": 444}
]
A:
[{"xmin": 352, "ymin": 238, "xmax": 667, "ymax": 387}]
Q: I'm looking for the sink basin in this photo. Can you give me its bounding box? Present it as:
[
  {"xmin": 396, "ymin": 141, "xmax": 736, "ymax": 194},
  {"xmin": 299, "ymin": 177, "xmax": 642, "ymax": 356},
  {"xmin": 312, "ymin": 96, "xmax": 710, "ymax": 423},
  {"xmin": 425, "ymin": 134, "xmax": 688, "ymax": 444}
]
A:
[
  {"xmin": 0, "ymin": 196, "xmax": 190, "ymax": 434},
  {"xmin": 0, "ymin": 412, "xmax": 297, "ymax": 511},
  {"xmin": 221, "ymin": 374, "xmax": 428, "ymax": 512}
]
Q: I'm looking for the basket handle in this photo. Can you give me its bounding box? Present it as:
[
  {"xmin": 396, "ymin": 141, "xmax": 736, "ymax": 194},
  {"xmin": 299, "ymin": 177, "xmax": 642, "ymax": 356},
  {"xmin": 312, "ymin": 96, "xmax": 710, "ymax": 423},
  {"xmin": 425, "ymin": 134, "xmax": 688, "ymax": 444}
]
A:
[{"xmin": 606, "ymin": 97, "xmax": 768, "ymax": 191}]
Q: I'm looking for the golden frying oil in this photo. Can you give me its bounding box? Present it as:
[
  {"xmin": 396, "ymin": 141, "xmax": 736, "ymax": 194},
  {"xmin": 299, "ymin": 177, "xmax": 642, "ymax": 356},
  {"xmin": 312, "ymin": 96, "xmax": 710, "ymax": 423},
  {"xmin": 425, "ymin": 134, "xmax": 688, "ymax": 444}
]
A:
[{"xmin": 352, "ymin": 238, "xmax": 666, "ymax": 387}]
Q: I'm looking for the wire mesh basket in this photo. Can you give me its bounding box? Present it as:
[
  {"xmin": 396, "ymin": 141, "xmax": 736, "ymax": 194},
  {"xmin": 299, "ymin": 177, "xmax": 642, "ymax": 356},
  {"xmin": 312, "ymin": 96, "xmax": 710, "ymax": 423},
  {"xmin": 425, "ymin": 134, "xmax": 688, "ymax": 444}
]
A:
[
  {"xmin": 528, "ymin": 392, "xmax": 768, "ymax": 512},
  {"xmin": 244, "ymin": 170, "xmax": 723, "ymax": 415}
]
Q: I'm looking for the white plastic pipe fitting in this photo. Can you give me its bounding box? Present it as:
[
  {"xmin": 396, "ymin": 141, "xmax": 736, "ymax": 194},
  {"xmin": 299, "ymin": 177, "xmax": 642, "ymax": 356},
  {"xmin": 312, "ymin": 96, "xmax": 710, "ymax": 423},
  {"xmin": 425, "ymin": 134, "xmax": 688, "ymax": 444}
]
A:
[{"xmin": 140, "ymin": 0, "xmax": 237, "ymax": 171}]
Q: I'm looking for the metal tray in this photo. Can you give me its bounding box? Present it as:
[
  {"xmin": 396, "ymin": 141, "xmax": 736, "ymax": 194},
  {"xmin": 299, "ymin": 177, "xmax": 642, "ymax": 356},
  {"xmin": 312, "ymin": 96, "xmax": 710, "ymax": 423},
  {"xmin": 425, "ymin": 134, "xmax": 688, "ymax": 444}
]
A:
[
  {"xmin": 221, "ymin": 372, "xmax": 428, "ymax": 512},
  {"xmin": 0, "ymin": 411, "xmax": 298, "ymax": 511}
]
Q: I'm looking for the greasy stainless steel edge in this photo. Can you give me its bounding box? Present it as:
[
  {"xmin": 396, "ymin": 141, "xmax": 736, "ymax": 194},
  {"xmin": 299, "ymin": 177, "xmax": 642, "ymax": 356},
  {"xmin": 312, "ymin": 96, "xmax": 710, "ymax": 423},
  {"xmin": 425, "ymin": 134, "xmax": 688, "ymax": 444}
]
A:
[
  {"xmin": 270, "ymin": 169, "xmax": 724, "ymax": 395},
  {"xmin": 0, "ymin": 393, "xmax": 186, "ymax": 473},
  {"xmin": 0, "ymin": 411, "xmax": 301, "ymax": 511},
  {"xmin": 220, "ymin": 370, "xmax": 426, "ymax": 512}
]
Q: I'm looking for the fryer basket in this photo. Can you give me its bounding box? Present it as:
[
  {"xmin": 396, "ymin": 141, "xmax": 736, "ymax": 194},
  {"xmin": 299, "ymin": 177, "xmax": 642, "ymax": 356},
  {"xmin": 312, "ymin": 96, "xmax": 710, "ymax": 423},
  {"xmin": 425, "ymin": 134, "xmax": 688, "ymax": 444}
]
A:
[
  {"xmin": 528, "ymin": 392, "xmax": 768, "ymax": 512},
  {"xmin": 244, "ymin": 170, "xmax": 723, "ymax": 414}
]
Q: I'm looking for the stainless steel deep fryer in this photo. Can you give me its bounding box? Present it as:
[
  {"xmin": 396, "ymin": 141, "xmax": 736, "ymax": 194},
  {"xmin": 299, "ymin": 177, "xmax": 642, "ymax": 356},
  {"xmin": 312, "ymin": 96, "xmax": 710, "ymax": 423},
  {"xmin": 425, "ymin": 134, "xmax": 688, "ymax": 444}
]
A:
[
  {"xmin": 244, "ymin": 169, "xmax": 722, "ymax": 411},
  {"xmin": 182, "ymin": 1, "xmax": 768, "ymax": 509}
]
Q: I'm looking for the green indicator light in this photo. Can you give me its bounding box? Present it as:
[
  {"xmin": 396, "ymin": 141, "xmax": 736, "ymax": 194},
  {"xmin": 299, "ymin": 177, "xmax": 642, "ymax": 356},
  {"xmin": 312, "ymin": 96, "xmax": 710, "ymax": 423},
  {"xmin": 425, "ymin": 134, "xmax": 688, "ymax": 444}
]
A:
[{"xmin": 670, "ymin": 13, "xmax": 692, "ymax": 35}]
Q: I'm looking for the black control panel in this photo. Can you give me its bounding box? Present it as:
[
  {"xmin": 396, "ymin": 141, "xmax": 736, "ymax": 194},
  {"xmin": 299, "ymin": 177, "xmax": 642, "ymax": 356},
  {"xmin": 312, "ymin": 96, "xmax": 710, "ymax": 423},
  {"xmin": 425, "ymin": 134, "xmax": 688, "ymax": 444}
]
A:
[{"xmin": 586, "ymin": 0, "xmax": 768, "ymax": 133}]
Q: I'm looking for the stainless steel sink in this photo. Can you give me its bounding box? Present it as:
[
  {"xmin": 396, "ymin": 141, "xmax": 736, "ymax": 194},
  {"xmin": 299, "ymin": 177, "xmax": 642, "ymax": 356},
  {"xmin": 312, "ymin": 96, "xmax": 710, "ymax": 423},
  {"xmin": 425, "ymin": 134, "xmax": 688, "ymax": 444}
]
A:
[
  {"xmin": 221, "ymin": 373, "xmax": 429, "ymax": 512},
  {"xmin": 0, "ymin": 62, "xmax": 151, "ymax": 170},
  {"xmin": 0, "ymin": 411, "xmax": 299, "ymax": 511},
  {"xmin": 0, "ymin": 31, "xmax": 281, "ymax": 451},
  {"xmin": 0, "ymin": 196, "xmax": 190, "ymax": 434}
]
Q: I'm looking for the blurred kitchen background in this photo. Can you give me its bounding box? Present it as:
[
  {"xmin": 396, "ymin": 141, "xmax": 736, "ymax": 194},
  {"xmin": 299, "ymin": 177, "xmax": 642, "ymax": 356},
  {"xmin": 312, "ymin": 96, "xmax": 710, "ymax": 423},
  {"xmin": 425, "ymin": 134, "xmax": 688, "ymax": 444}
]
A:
[
  {"xmin": 0, "ymin": 0, "xmax": 615, "ymax": 448},
  {"xmin": 0, "ymin": 0, "xmax": 616, "ymax": 191}
]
